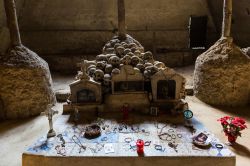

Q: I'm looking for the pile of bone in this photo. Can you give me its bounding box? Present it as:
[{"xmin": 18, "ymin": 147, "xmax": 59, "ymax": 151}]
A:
[{"xmin": 81, "ymin": 35, "xmax": 166, "ymax": 84}]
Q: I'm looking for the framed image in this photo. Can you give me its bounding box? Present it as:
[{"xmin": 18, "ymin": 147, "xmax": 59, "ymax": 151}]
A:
[{"xmin": 193, "ymin": 132, "xmax": 211, "ymax": 147}]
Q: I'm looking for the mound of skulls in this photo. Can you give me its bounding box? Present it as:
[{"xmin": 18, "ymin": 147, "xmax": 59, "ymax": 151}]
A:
[{"xmin": 75, "ymin": 34, "xmax": 167, "ymax": 85}]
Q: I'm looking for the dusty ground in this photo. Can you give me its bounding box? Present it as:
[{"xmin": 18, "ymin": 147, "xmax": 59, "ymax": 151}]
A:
[{"xmin": 0, "ymin": 65, "xmax": 249, "ymax": 166}]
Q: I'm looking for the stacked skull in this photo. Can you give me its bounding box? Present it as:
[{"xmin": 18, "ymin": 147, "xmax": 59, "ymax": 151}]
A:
[{"xmin": 76, "ymin": 34, "xmax": 168, "ymax": 87}]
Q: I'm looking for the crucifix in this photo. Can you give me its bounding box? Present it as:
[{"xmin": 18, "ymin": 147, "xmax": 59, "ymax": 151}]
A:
[{"xmin": 41, "ymin": 104, "xmax": 58, "ymax": 138}]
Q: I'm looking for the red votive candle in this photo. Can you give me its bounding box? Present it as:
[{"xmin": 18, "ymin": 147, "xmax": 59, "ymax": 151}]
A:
[{"xmin": 136, "ymin": 139, "xmax": 144, "ymax": 154}]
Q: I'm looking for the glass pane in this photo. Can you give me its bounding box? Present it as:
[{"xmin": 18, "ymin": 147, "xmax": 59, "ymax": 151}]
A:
[{"xmin": 77, "ymin": 89, "xmax": 96, "ymax": 103}]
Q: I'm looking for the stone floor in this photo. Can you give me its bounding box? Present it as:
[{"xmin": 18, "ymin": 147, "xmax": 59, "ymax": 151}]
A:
[{"xmin": 0, "ymin": 65, "xmax": 250, "ymax": 166}]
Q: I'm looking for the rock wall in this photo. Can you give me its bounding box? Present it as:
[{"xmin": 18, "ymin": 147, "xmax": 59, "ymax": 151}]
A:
[
  {"xmin": 19, "ymin": 0, "xmax": 217, "ymax": 53},
  {"xmin": 17, "ymin": 0, "xmax": 217, "ymax": 71},
  {"xmin": 1, "ymin": 0, "xmax": 250, "ymax": 72}
]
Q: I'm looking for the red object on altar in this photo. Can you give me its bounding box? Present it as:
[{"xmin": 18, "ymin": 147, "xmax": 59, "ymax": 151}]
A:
[
  {"xmin": 217, "ymin": 116, "xmax": 247, "ymax": 144},
  {"xmin": 227, "ymin": 134, "xmax": 237, "ymax": 143},
  {"xmin": 121, "ymin": 103, "xmax": 129, "ymax": 120},
  {"xmin": 136, "ymin": 139, "xmax": 144, "ymax": 154}
]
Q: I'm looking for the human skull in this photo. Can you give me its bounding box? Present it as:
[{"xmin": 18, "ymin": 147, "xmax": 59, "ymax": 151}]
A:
[
  {"xmin": 104, "ymin": 42, "xmax": 112, "ymax": 49},
  {"xmin": 131, "ymin": 56, "xmax": 140, "ymax": 67},
  {"xmin": 151, "ymin": 65, "xmax": 159, "ymax": 74},
  {"xmin": 87, "ymin": 65, "xmax": 96, "ymax": 71},
  {"xmin": 96, "ymin": 54, "xmax": 108, "ymax": 62},
  {"xmin": 104, "ymin": 48, "xmax": 115, "ymax": 54},
  {"xmin": 131, "ymin": 47, "xmax": 137, "ymax": 53},
  {"xmin": 105, "ymin": 64, "xmax": 113, "ymax": 74},
  {"xmin": 129, "ymin": 43, "xmax": 137, "ymax": 49},
  {"xmin": 111, "ymin": 68, "xmax": 120, "ymax": 75},
  {"xmin": 121, "ymin": 55, "xmax": 131, "ymax": 65},
  {"xmin": 136, "ymin": 63, "xmax": 145, "ymax": 72},
  {"xmin": 87, "ymin": 67, "xmax": 96, "ymax": 77},
  {"xmin": 121, "ymin": 42, "xmax": 129, "ymax": 48},
  {"xmin": 144, "ymin": 62, "xmax": 153, "ymax": 68},
  {"xmin": 109, "ymin": 55, "xmax": 120, "ymax": 67},
  {"xmin": 134, "ymin": 67, "xmax": 141, "ymax": 73},
  {"xmin": 124, "ymin": 48, "xmax": 131, "ymax": 55},
  {"xmin": 144, "ymin": 66, "xmax": 158, "ymax": 78},
  {"xmin": 138, "ymin": 47, "xmax": 144, "ymax": 53},
  {"xmin": 126, "ymin": 52, "xmax": 134, "ymax": 57},
  {"xmin": 110, "ymin": 39, "xmax": 118, "ymax": 47},
  {"xmin": 134, "ymin": 50, "xmax": 141, "ymax": 57},
  {"xmin": 139, "ymin": 58, "xmax": 144, "ymax": 64},
  {"xmin": 114, "ymin": 43, "xmax": 121, "ymax": 49},
  {"xmin": 143, "ymin": 51, "xmax": 154, "ymax": 61},
  {"xmin": 143, "ymin": 70, "xmax": 151, "ymax": 79},
  {"xmin": 96, "ymin": 61, "xmax": 106, "ymax": 70},
  {"xmin": 94, "ymin": 69, "xmax": 104, "ymax": 82},
  {"xmin": 145, "ymin": 65, "xmax": 159, "ymax": 76},
  {"xmin": 154, "ymin": 61, "xmax": 166, "ymax": 69},
  {"xmin": 106, "ymin": 54, "xmax": 115, "ymax": 60},
  {"xmin": 85, "ymin": 60, "xmax": 96, "ymax": 69},
  {"xmin": 103, "ymin": 74, "xmax": 111, "ymax": 86},
  {"xmin": 115, "ymin": 46, "xmax": 125, "ymax": 57}
]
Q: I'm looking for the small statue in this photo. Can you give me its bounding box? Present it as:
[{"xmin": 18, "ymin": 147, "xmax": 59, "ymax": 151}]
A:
[
  {"xmin": 79, "ymin": 60, "xmax": 90, "ymax": 80},
  {"xmin": 42, "ymin": 104, "xmax": 58, "ymax": 138},
  {"xmin": 75, "ymin": 60, "xmax": 90, "ymax": 80}
]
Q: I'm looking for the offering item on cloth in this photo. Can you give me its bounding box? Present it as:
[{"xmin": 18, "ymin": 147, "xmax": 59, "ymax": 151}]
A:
[
  {"xmin": 84, "ymin": 124, "xmax": 101, "ymax": 139},
  {"xmin": 104, "ymin": 143, "xmax": 115, "ymax": 154},
  {"xmin": 193, "ymin": 132, "xmax": 211, "ymax": 147}
]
